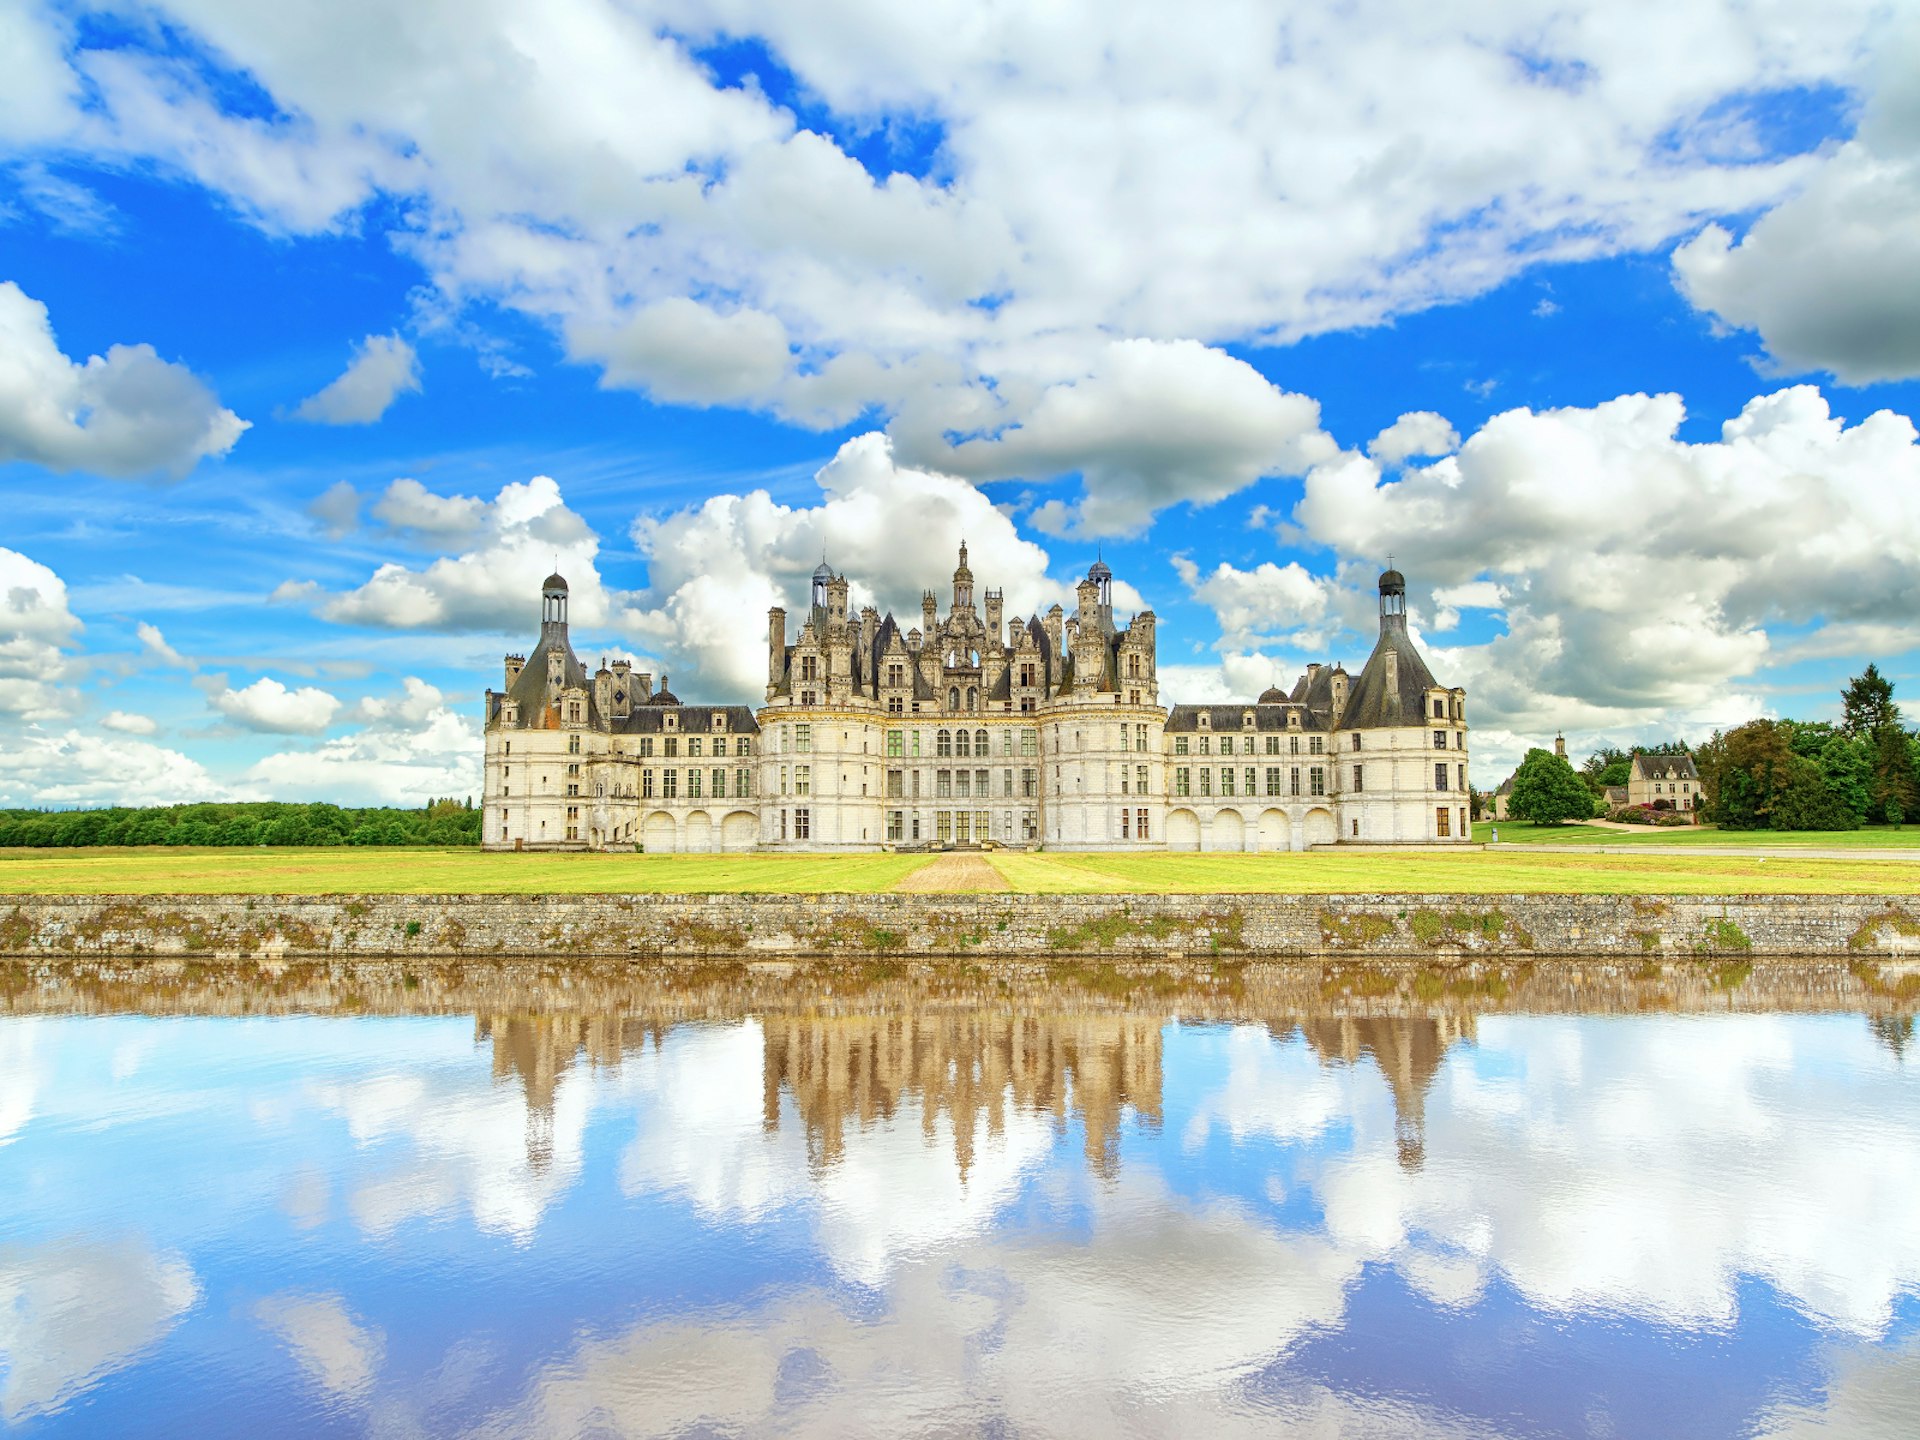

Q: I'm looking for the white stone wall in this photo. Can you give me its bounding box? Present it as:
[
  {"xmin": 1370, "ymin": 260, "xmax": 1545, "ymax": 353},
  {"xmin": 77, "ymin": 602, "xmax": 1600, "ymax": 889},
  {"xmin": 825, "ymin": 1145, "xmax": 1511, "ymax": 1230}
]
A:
[{"xmin": 1041, "ymin": 702, "xmax": 1165, "ymax": 849}]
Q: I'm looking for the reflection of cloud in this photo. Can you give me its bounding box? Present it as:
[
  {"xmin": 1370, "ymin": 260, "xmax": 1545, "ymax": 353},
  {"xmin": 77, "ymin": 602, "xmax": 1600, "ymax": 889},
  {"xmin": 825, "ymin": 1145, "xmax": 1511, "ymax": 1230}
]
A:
[
  {"xmin": 0, "ymin": 1021, "xmax": 37, "ymax": 1146},
  {"xmin": 1213, "ymin": 1016, "xmax": 1920, "ymax": 1338},
  {"xmin": 481, "ymin": 1173, "xmax": 1482, "ymax": 1439},
  {"xmin": 314, "ymin": 1060, "xmax": 621, "ymax": 1243},
  {"xmin": 619, "ymin": 1021, "xmax": 1054, "ymax": 1285},
  {"xmin": 0, "ymin": 1239, "xmax": 199, "ymax": 1423},
  {"xmin": 254, "ymin": 1292, "xmax": 383, "ymax": 1403},
  {"xmin": 1755, "ymin": 1330, "xmax": 1920, "ymax": 1438}
]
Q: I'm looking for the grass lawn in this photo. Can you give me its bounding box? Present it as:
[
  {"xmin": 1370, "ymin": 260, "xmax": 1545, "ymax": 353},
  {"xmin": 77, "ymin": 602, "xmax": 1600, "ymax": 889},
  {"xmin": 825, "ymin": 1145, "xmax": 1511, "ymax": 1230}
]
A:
[
  {"xmin": 0, "ymin": 847, "xmax": 938, "ymax": 895},
  {"xmin": 986, "ymin": 849, "xmax": 1920, "ymax": 896},
  {"xmin": 1473, "ymin": 820, "xmax": 1920, "ymax": 848},
  {"xmin": 1, "ymin": 844, "xmax": 1915, "ymax": 897}
]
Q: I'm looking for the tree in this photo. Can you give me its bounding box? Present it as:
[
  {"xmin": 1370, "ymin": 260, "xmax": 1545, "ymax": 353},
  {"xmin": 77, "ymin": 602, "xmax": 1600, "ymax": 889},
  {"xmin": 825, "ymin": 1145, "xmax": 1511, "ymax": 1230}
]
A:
[
  {"xmin": 1841, "ymin": 663, "xmax": 1898, "ymax": 737},
  {"xmin": 1769, "ymin": 756, "xmax": 1860, "ymax": 831},
  {"xmin": 1506, "ymin": 747, "xmax": 1596, "ymax": 825},
  {"xmin": 1581, "ymin": 745, "xmax": 1633, "ymax": 796},
  {"xmin": 1816, "ymin": 734, "xmax": 1875, "ymax": 824},
  {"xmin": 1871, "ymin": 722, "xmax": 1919, "ymax": 824},
  {"xmin": 1705, "ymin": 720, "xmax": 1795, "ymax": 830}
]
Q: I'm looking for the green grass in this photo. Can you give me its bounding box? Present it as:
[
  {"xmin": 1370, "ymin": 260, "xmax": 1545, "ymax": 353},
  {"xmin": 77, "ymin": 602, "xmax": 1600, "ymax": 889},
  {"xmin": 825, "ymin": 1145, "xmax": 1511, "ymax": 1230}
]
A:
[
  {"xmin": 1, "ymin": 843, "xmax": 1916, "ymax": 897},
  {"xmin": 1474, "ymin": 820, "xmax": 1920, "ymax": 847},
  {"xmin": 0, "ymin": 847, "xmax": 937, "ymax": 895},
  {"xmin": 986, "ymin": 849, "xmax": 1920, "ymax": 896}
]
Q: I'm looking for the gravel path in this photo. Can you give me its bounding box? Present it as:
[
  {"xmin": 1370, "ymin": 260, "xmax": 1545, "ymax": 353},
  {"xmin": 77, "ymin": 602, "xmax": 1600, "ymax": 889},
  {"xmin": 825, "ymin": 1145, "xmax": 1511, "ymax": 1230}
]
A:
[{"xmin": 892, "ymin": 852, "xmax": 1012, "ymax": 892}]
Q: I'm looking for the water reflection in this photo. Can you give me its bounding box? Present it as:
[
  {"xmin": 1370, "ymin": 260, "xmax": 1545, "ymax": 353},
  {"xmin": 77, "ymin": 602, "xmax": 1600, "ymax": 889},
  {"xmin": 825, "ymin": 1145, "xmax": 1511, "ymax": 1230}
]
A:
[{"xmin": 1, "ymin": 958, "xmax": 1916, "ymax": 1437}]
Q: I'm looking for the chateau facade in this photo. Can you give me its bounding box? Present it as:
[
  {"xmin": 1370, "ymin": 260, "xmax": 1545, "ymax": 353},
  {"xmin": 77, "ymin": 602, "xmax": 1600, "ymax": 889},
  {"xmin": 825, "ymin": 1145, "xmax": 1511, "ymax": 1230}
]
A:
[{"xmin": 481, "ymin": 548, "xmax": 1470, "ymax": 852}]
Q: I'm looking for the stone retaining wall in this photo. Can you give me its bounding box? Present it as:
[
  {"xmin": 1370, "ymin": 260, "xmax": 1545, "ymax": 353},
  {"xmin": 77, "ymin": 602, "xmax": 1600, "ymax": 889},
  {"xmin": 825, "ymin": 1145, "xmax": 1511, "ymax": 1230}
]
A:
[{"xmin": 4, "ymin": 892, "xmax": 1920, "ymax": 960}]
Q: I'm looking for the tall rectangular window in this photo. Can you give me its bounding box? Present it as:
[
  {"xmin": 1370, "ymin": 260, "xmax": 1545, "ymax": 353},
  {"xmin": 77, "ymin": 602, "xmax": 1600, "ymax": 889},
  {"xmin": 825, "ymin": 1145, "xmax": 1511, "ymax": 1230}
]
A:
[
  {"xmin": 1137, "ymin": 765, "xmax": 1150, "ymax": 795},
  {"xmin": 689, "ymin": 737, "xmax": 702, "ymax": 758},
  {"xmin": 795, "ymin": 724, "xmax": 812, "ymax": 753},
  {"xmin": 1290, "ymin": 766, "xmax": 1301, "ymax": 796},
  {"xmin": 1175, "ymin": 767, "xmax": 1190, "ymax": 797},
  {"xmin": 887, "ymin": 769, "xmax": 904, "ymax": 798},
  {"xmin": 642, "ymin": 769, "xmax": 655, "ymax": 798},
  {"xmin": 1021, "ymin": 728, "xmax": 1037, "ymax": 756},
  {"xmin": 1175, "ymin": 737, "xmax": 1189, "ymax": 756},
  {"xmin": 712, "ymin": 768, "xmax": 725, "ymax": 797},
  {"xmin": 1457, "ymin": 763, "xmax": 1465, "ymax": 792},
  {"xmin": 1434, "ymin": 730, "xmax": 1447, "ymax": 749},
  {"xmin": 1120, "ymin": 808, "xmax": 1131, "ymax": 840},
  {"xmin": 1136, "ymin": 809, "xmax": 1149, "ymax": 841},
  {"xmin": 1199, "ymin": 768, "xmax": 1212, "ymax": 797},
  {"xmin": 937, "ymin": 770, "xmax": 953, "ymax": 798},
  {"xmin": 663, "ymin": 769, "xmax": 678, "ymax": 800},
  {"xmin": 1265, "ymin": 767, "xmax": 1282, "ymax": 796},
  {"xmin": 887, "ymin": 811, "xmax": 903, "ymax": 841},
  {"xmin": 1309, "ymin": 736, "xmax": 1324, "ymax": 755},
  {"xmin": 911, "ymin": 731, "xmax": 922, "ymax": 757},
  {"xmin": 1436, "ymin": 806, "xmax": 1451, "ymax": 837},
  {"xmin": 1434, "ymin": 763, "xmax": 1448, "ymax": 792},
  {"xmin": 1004, "ymin": 768, "xmax": 1015, "ymax": 797},
  {"xmin": 736, "ymin": 768, "xmax": 751, "ymax": 797},
  {"xmin": 1266, "ymin": 735, "xmax": 1280, "ymax": 755},
  {"xmin": 1352, "ymin": 764, "xmax": 1364, "ymax": 792},
  {"xmin": 794, "ymin": 808, "xmax": 811, "ymax": 839},
  {"xmin": 1220, "ymin": 768, "xmax": 1235, "ymax": 797},
  {"xmin": 1022, "ymin": 768, "xmax": 1037, "ymax": 797},
  {"xmin": 1309, "ymin": 767, "xmax": 1325, "ymax": 797},
  {"xmin": 887, "ymin": 730, "xmax": 903, "ymax": 757}
]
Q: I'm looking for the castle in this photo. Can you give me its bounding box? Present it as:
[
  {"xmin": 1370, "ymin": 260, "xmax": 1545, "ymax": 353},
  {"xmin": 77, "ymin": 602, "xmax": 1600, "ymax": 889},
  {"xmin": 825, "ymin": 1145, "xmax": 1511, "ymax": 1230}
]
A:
[{"xmin": 481, "ymin": 546, "xmax": 1470, "ymax": 851}]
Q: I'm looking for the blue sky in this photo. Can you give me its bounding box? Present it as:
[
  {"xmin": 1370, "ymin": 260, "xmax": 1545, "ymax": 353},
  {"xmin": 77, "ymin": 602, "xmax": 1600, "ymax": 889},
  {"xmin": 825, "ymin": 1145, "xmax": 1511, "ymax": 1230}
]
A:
[{"xmin": 2, "ymin": 1, "xmax": 1918, "ymax": 804}]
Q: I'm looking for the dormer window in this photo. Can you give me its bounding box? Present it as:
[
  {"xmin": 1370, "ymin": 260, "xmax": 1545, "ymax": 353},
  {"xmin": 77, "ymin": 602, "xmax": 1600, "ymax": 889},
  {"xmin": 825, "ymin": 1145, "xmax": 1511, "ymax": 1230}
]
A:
[
  {"xmin": 665, "ymin": 714, "xmax": 677, "ymax": 731},
  {"xmin": 713, "ymin": 713, "xmax": 727, "ymax": 732},
  {"xmin": 1242, "ymin": 711, "xmax": 1254, "ymax": 729},
  {"xmin": 1198, "ymin": 712, "xmax": 1210, "ymax": 730}
]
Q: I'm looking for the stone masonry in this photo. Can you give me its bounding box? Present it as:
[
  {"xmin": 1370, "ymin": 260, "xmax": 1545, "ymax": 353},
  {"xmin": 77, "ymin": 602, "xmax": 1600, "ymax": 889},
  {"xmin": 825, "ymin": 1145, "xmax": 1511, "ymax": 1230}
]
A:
[{"xmin": 4, "ymin": 893, "xmax": 1920, "ymax": 962}]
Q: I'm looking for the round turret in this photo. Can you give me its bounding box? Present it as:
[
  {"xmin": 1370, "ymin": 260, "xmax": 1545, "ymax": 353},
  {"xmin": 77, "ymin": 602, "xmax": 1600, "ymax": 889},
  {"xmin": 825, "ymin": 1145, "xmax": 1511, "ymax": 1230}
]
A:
[{"xmin": 1257, "ymin": 685, "xmax": 1286, "ymax": 705}]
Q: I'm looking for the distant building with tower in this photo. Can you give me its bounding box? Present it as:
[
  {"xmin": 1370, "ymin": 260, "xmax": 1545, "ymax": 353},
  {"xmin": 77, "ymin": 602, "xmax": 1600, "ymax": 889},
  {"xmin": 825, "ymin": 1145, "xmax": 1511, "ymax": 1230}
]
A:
[{"xmin": 481, "ymin": 550, "xmax": 1470, "ymax": 851}]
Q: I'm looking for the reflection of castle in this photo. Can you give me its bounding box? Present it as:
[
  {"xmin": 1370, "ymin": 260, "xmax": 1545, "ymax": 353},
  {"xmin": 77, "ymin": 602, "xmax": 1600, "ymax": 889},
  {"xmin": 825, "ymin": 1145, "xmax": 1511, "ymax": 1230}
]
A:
[
  {"xmin": 1295, "ymin": 1016, "xmax": 1477, "ymax": 1170},
  {"xmin": 761, "ymin": 1011, "xmax": 1163, "ymax": 1180},
  {"xmin": 476, "ymin": 1014, "xmax": 669, "ymax": 1170}
]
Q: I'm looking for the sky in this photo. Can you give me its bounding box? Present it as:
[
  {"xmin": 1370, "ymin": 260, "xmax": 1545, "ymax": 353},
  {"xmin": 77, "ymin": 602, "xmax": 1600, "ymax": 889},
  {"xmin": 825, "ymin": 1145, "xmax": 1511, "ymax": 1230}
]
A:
[{"xmin": 2, "ymin": 0, "xmax": 1919, "ymax": 807}]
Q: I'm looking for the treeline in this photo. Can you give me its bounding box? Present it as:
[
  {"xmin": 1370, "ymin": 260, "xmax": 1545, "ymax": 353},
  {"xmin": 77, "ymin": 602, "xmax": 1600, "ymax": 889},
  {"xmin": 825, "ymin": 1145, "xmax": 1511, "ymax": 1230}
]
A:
[
  {"xmin": 1501, "ymin": 664, "xmax": 1920, "ymax": 831},
  {"xmin": 0, "ymin": 799, "xmax": 481, "ymax": 849},
  {"xmin": 1694, "ymin": 665, "xmax": 1918, "ymax": 831}
]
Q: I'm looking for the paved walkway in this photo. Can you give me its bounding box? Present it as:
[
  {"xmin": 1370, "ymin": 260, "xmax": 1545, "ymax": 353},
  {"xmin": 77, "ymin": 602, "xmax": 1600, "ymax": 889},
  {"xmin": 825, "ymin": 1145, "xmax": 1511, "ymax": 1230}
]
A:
[{"xmin": 892, "ymin": 852, "xmax": 1011, "ymax": 892}]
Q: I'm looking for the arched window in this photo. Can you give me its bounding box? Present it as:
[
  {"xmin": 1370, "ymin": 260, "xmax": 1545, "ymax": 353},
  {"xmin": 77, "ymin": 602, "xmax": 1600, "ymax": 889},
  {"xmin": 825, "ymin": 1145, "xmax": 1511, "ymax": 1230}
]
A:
[
  {"xmin": 956, "ymin": 729, "xmax": 971, "ymax": 758},
  {"xmin": 948, "ymin": 687, "xmax": 960, "ymax": 710},
  {"xmin": 967, "ymin": 687, "xmax": 977, "ymax": 710},
  {"xmin": 937, "ymin": 729, "xmax": 953, "ymax": 757},
  {"xmin": 975, "ymin": 729, "xmax": 989, "ymax": 756}
]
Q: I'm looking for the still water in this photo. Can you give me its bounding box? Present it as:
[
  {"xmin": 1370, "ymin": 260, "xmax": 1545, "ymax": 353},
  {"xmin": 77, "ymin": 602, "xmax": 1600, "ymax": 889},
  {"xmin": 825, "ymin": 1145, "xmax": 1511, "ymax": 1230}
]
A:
[{"xmin": 2, "ymin": 959, "xmax": 1918, "ymax": 1438}]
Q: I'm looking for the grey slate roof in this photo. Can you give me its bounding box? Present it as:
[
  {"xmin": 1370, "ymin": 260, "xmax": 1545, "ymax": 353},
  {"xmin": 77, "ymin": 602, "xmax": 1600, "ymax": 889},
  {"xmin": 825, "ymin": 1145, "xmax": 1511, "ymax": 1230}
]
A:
[
  {"xmin": 1339, "ymin": 630, "xmax": 1445, "ymax": 729},
  {"xmin": 1165, "ymin": 702, "xmax": 1326, "ymax": 733},
  {"xmin": 1630, "ymin": 752, "xmax": 1698, "ymax": 782}
]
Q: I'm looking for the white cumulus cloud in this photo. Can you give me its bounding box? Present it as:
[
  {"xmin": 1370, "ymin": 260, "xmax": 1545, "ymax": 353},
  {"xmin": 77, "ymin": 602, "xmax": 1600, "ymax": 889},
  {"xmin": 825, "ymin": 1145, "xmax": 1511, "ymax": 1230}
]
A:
[
  {"xmin": 290, "ymin": 333, "xmax": 421, "ymax": 425},
  {"xmin": 1294, "ymin": 384, "xmax": 1920, "ymax": 739},
  {"xmin": 0, "ymin": 281, "xmax": 246, "ymax": 478},
  {"xmin": 0, "ymin": 546, "xmax": 81, "ymax": 721},
  {"xmin": 207, "ymin": 675, "xmax": 342, "ymax": 734}
]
